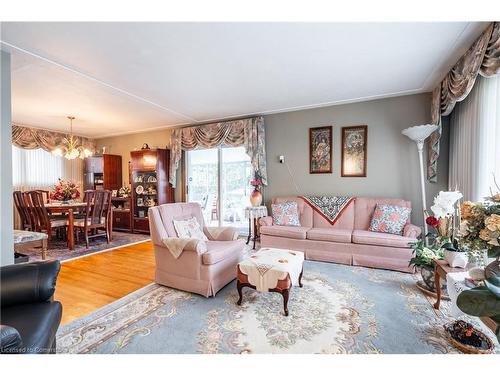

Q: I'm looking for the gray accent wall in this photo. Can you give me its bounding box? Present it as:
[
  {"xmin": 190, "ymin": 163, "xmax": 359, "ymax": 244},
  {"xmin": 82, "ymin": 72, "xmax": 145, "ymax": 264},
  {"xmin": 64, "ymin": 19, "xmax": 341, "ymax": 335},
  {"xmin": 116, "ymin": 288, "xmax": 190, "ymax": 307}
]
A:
[
  {"xmin": 262, "ymin": 93, "xmax": 449, "ymax": 226},
  {"xmin": 96, "ymin": 92, "xmax": 449, "ymax": 228}
]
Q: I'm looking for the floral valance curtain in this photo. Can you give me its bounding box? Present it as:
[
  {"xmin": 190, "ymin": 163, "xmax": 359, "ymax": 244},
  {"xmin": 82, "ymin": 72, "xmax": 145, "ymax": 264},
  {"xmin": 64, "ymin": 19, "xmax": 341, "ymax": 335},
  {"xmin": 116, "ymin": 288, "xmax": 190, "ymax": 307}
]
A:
[
  {"xmin": 428, "ymin": 22, "xmax": 500, "ymax": 182},
  {"xmin": 169, "ymin": 116, "xmax": 267, "ymax": 186},
  {"xmin": 12, "ymin": 124, "xmax": 96, "ymax": 153}
]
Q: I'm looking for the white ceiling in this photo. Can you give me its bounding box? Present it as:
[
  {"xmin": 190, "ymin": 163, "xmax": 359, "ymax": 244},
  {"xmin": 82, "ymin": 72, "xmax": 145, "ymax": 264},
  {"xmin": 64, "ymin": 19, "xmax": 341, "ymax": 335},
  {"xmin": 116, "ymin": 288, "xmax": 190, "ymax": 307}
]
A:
[{"xmin": 0, "ymin": 22, "xmax": 490, "ymax": 138}]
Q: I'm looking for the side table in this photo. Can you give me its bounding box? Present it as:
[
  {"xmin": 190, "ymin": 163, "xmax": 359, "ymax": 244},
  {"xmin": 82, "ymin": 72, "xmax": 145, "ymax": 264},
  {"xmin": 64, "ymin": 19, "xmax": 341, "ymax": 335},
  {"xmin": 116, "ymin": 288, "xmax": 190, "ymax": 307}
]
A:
[
  {"xmin": 244, "ymin": 206, "xmax": 268, "ymax": 249},
  {"xmin": 433, "ymin": 259, "xmax": 468, "ymax": 310},
  {"xmin": 14, "ymin": 230, "xmax": 48, "ymax": 261}
]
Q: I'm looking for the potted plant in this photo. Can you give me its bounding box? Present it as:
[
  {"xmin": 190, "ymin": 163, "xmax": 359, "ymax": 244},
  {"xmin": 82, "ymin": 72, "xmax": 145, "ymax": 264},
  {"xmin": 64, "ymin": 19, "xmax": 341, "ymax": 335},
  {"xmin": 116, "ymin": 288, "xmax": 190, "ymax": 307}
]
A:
[
  {"xmin": 409, "ymin": 191, "xmax": 463, "ymax": 291},
  {"xmin": 430, "ymin": 191, "xmax": 468, "ymax": 268},
  {"xmin": 249, "ymin": 172, "xmax": 263, "ymax": 207},
  {"xmin": 50, "ymin": 179, "xmax": 80, "ymax": 204},
  {"xmin": 409, "ymin": 236, "xmax": 445, "ymax": 292},
  {"xmin": 453, "ymin": 186, "xmax": 500, "ymax": 345},
  {"xmin": 459, "ymin": 187, "xmax": 500, "ymax": 271}
]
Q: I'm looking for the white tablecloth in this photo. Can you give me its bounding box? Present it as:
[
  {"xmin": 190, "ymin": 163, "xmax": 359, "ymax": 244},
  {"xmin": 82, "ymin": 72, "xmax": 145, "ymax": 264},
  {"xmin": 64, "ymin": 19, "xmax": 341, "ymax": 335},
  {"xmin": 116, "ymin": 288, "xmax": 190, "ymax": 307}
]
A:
[
  {"xmin": 239, "ymin": 248, "xmax": 304, "ymax": 292},
  {"xmin": 244, "ymin": 206, "xmax": 268, "ymax": 220}
]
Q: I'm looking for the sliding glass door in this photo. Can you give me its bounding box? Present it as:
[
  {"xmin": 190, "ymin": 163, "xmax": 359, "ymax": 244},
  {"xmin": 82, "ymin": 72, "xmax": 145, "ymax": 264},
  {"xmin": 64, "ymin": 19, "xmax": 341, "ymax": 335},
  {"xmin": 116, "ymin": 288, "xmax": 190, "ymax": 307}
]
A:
[{"xmin": 186, "ymin": 146, "xmax": 252, "ymax": 233}]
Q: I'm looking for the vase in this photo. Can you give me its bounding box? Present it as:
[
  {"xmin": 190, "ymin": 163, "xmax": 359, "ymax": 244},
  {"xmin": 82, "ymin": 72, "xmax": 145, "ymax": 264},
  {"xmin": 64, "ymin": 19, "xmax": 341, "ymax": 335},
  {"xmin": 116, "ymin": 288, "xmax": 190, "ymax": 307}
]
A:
[
  {"xmin": 444, "ymin": 249, "xmax": 468, "ymax": 268},
  {"xmin": 420, "ymin": 265, "xmax": 447, "ymax": 292},
  {"xmin": 249, "ymin": 189, "xmax": 262, "ymax": 207}
]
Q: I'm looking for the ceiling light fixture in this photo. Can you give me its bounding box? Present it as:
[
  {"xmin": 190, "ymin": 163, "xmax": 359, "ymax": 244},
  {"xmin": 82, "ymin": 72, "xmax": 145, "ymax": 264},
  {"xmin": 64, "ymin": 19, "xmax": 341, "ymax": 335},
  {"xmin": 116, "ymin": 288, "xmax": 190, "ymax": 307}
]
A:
[{"xmin": 52, "ymin": 116, "xmax": 93, "ymax": 160}]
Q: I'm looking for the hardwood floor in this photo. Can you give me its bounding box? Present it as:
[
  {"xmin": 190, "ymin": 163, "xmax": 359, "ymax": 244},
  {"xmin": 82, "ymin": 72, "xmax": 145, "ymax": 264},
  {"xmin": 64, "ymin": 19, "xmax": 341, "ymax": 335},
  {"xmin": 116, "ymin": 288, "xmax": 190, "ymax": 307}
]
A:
[{"xmin": 55, "ymin": 240, "xmax": 155, "ymax": 325}]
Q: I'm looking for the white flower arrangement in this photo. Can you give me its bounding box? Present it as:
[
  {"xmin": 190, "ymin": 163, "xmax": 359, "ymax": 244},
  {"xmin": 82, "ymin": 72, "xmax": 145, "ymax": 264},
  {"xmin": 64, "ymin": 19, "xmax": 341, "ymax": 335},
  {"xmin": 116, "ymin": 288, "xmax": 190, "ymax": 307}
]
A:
[{"xmin": 430, "ymin": 191, "xmax": 463, "ymax": 219}]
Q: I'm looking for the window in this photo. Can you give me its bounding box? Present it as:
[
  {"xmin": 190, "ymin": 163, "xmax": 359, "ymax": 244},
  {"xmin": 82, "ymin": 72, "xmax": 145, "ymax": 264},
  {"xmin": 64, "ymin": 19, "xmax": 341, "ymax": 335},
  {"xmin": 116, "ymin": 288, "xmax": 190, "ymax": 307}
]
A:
[
  {"xmin": 12, "ymin": 145, "xmax": 83, "ymax": 191},
  {"xmin": 449, "ymin": 75, "xmax": 500, "ymax": 201},
  {"xmin": 186, "ymin": 146, "xmax": 252, "ymax": 233}
]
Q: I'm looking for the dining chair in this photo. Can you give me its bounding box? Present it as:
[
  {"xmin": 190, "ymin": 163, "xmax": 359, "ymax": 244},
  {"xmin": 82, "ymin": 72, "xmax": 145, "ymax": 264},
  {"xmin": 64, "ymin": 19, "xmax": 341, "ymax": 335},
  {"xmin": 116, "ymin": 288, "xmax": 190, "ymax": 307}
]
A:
[
  {"xmin": 13, "ymin": 191, "xmax": 33, "ymax": 231},
  {"xmin": 27, "ymin": 190, "xmax": 67, "ymax": 247},
  {"xmin": 74, "ymin": 190, "xmax": 112, "ymax": 248},
  {"xmin": 34, "ymin": 190, "xmax": 50, "ymax": 204}
]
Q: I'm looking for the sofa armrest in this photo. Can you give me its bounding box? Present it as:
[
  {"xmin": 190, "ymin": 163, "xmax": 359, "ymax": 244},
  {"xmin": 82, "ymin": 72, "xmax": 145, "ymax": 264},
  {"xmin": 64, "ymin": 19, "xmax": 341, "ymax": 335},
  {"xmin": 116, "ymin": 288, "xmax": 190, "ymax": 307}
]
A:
[
  {"xmin": 403, "ymin": 223, "xmax": 422, "ymax": 238},
  {"xmin": 0, "ymin": 260, "xmax": 60, "ymax": 309},
  {"xmin": 204, "ymin": 227, "xmax": 239, "ymax": 241},
  {"xmin": 0, "ymin": 325, "xmax": 23, "ymax": 354},
  {"xmin": 259, "ymin": 216, "xmax": 273, "ymax": 226}
]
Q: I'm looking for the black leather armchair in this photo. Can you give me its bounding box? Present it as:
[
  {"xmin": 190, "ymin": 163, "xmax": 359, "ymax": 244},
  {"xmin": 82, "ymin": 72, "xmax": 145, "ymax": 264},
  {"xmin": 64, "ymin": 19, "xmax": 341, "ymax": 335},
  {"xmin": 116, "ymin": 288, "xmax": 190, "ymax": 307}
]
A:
[{"xmin": 1, "ymin": 260, "xmax": 62, "ymax": 354}]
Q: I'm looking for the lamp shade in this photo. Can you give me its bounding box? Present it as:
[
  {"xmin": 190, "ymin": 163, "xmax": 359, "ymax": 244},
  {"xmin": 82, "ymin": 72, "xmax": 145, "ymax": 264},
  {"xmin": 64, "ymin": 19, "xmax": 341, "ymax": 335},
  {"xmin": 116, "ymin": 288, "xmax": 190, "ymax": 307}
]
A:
[{"xmin": 402, "ymin": 124, "xmax": 438, "ymax": 142}]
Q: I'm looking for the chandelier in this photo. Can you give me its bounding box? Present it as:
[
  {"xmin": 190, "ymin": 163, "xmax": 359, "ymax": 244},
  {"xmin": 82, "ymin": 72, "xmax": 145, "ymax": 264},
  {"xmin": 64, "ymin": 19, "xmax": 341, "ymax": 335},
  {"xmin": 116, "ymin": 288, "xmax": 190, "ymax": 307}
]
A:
[{"xmin": 52, "ymin": 116, "xmax": 93, "ymax": 160}]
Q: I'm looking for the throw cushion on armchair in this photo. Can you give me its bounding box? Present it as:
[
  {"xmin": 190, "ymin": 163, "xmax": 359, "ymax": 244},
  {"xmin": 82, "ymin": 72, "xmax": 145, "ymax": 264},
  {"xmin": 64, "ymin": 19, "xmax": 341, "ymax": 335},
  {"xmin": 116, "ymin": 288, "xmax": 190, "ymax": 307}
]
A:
[
  {"xmin": 173, "ymin": 217, "xmax": 208, "ymax": 240},
  {"xmin": 271, "ymin": 201, "xmax": 301, "ymax": 226},
  {"xmin": 369, "ymin": 204, "xmax": 411, "ymax": 235}
]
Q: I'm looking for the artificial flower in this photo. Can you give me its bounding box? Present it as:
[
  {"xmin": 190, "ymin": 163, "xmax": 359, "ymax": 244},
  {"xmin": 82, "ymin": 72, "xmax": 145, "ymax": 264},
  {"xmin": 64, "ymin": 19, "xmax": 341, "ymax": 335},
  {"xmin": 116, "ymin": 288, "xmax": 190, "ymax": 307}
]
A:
[
  {"xmin": 460, "ymin": 220, "xmax": 470, "ymax": 236},
  {"xmin": 431, "ymin": 191, "xmax": 463, "ymax": 219},
  {"xmin": 485, "ymin": 214, "xmax": 500, "ymax": 232},
  {"xmin": 425, "ymin": 216, "xmax": 440, "ymax": 228},
  {"xmin": 460, "ymin": 201, "xmax": 475, "ymax": 220}
]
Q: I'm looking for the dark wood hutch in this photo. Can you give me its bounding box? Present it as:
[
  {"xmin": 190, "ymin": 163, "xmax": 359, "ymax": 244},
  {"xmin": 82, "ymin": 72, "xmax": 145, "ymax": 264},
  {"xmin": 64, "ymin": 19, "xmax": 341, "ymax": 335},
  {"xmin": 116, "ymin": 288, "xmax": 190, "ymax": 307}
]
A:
[
  {"xmin": 83, "ymin": 154, "xmax": 122, "ymax": 191},
  {"xmin": 130, "ymin": 148, "xmax": 174, "ymax": 233}
]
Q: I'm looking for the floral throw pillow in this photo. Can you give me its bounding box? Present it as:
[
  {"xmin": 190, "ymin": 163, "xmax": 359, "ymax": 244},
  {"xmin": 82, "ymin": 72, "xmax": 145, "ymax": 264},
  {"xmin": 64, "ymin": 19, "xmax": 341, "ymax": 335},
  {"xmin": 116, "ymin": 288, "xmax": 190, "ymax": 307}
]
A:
[
  {"xmin": 369, "ymin": 204, "xmax": 411, "ymax": 235},
  {"xmin": 271, "ymin": 202, "xmax": 301, "ymax": 226},
  {"xmin": 173, "ymin": 217, "xmax": 208, "ymax": 240}
]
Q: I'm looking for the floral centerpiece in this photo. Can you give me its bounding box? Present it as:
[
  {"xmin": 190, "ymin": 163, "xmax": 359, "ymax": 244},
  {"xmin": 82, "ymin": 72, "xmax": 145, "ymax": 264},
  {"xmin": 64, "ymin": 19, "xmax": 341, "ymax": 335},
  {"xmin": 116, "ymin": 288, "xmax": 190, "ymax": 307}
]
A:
[
  {"xmin": 249, "ymin": 172, "xmax": 263, "ymax": 207},
  {"xmin": 460, "ymin": 188, "xmax": 500, "ymax": 268},
  {"xmin": 456, "ymin": 185, "xmax": 500, "ymax": 345},
  {"xmin": 50, "ymin": 179, "xmax": 80, "ymax": 203}
]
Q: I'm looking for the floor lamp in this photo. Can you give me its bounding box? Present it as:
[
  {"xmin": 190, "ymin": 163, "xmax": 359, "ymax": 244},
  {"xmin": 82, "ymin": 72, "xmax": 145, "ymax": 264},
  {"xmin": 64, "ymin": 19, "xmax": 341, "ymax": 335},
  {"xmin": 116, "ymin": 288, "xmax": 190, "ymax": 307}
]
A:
[{"xmin": 402, "ymin": 124, "xmax": 438, "ymax": 243}]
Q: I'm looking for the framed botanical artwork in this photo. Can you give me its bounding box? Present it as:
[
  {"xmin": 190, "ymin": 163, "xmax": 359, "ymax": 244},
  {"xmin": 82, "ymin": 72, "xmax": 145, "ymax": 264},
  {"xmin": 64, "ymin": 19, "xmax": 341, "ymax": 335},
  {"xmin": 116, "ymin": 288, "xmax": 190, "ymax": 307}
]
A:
[
  {"xmin": 309, "ymin": 126, "xmax": 333, "ymax": 174},
  {"xmin": 341, "ymin": 125, "xmax": 367, "ymax": 177}
]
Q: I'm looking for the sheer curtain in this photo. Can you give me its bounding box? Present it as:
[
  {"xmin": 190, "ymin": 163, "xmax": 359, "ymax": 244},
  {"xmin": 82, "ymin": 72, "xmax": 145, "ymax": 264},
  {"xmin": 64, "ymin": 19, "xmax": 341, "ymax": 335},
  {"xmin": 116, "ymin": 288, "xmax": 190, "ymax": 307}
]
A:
[
  {"xmin": 449, "ymin": 75, "xmax": 500, "ymax": 201},
  {"xmin": 12, "ymin": 145, "xmax": 84, "ymax": 191},
  {"xmin": 12, "ymin": 145, "xmax": 84, "ymax": 228}
]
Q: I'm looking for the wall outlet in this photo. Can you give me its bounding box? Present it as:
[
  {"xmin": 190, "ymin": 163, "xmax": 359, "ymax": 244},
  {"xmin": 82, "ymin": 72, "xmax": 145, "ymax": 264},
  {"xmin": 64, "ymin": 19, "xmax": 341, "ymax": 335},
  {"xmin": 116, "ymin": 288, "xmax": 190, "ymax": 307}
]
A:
[{"xmin": 279, "ymin": 155, "xmax": 285, "ymax": 163}]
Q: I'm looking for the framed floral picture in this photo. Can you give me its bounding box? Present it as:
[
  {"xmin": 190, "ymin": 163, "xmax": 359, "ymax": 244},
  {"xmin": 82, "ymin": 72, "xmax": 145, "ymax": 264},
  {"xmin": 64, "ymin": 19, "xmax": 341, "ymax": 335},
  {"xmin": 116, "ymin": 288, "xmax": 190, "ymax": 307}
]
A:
[
  {"xmin": 309, "ymin": 126, "xmax": 333, "ymax": 174},
  {"xmin": 341, "ymin": 125, "xmax": 367, "ymax": 177}
]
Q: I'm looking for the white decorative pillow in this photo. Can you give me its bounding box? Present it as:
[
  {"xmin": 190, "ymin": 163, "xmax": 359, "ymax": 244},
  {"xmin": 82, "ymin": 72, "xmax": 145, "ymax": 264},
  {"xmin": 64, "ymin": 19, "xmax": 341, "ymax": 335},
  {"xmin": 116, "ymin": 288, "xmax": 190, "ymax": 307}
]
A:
[{"xmin": 173, "ymin": 217, "xmax": 208, "ymax": 241}]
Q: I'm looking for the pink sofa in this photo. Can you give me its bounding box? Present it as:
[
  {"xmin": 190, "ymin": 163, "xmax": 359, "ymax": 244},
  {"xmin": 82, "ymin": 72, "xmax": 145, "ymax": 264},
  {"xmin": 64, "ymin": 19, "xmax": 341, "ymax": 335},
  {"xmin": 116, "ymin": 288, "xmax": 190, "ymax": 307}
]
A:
[
  {"xmin": 149, "ymin": 203, "xmax": 245, "ymax": 297},
  {"xmin": 259, "ymin": 197, "xmax": 421, "ymax": 273}
]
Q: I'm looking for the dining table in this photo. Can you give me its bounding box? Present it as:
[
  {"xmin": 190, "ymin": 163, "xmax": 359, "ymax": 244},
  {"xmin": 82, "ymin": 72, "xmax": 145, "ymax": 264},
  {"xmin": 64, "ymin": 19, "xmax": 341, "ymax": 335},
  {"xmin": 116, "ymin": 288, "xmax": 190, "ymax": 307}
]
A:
[{"xmin": 45, "ymin": 202, "xmax": 87, "ymax": 251}]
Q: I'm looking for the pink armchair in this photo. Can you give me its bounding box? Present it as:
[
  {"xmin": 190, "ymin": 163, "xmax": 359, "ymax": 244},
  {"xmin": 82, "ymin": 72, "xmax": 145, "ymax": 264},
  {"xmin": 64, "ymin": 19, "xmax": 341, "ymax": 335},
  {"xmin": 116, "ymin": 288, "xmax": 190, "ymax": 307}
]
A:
[{"xmin": 149, "ymin": 203, "xmax": 245, "ymax": 297}]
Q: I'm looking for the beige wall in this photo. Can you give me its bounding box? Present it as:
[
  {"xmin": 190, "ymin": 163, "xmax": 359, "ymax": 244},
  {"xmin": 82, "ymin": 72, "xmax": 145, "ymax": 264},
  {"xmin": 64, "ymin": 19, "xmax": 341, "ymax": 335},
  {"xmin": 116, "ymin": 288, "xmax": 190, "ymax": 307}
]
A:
[
  {"xmin": 96, "ymin": 128, "xmax": 173, "ymax": 186},
  {"xmin": 262, "ymin": 93, "xmax": 449, "ymax": 226}
]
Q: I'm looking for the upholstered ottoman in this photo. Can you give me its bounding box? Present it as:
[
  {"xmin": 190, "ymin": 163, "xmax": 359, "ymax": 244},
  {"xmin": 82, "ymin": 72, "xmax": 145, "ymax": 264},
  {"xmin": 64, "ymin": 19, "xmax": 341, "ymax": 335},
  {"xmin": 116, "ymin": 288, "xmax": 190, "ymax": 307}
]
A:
[{"xmin": 236, "ymin": 248, "xmax": 304, "ymax": 316}]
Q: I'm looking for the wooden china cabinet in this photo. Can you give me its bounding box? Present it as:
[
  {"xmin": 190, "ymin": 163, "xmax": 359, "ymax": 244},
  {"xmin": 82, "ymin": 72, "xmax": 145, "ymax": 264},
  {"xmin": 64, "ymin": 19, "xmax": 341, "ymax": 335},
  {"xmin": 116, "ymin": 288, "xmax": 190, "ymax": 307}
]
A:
[{"xmin": 130, "ymin": 149, "xmax": 174, "ymax": 234}]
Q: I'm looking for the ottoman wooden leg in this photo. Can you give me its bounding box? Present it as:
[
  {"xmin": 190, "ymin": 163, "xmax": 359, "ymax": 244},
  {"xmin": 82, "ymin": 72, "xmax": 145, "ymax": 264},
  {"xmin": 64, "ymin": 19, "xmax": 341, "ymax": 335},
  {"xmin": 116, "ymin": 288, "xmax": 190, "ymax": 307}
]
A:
[
  {"xmin": 237, "ymin": 280, "xmax": 244, "ymax": 306},
  {"xmin": 298, "ymin": 268, "xmax": 303, "ymax": 287},
  {"xmin": 282, "ymin": 288, "xmax": 290, "ymax": 316}
]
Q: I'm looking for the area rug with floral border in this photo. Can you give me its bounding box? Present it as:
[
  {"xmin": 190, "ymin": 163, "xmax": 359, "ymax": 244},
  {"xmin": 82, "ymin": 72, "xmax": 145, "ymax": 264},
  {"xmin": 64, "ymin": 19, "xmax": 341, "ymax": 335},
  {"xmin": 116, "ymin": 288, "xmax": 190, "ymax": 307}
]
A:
[{"xmin": 56, "ymin": 260, "xmax": 499, "ymax": 354}]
